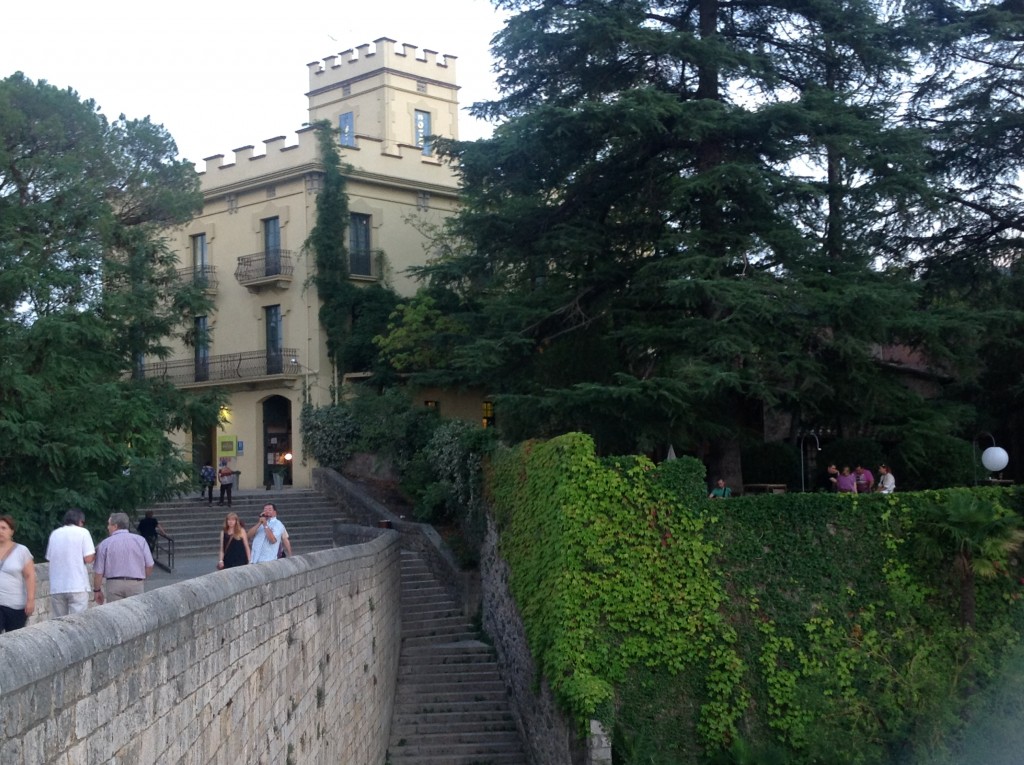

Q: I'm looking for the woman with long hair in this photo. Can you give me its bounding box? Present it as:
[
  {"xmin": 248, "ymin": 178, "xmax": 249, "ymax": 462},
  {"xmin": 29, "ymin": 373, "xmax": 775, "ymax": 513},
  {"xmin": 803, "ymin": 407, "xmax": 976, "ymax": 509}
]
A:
[{"xmin": 217, "ymin": 512, "xmax": 250, "ymax": 569}]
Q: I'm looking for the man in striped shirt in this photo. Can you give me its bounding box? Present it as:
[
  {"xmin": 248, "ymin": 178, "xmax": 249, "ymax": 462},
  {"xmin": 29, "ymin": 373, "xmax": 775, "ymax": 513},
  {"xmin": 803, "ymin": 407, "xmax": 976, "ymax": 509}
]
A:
[{"xmin": 92, "ymin": 513, "xmax": 154, "ymax": 604}]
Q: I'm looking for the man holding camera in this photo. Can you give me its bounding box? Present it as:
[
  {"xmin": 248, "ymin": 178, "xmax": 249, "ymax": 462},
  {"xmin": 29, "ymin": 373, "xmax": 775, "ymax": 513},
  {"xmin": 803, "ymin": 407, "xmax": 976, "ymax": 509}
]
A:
[{"xmin": 248, "ymin": 503, "xmax": 291, "ymax": 563}]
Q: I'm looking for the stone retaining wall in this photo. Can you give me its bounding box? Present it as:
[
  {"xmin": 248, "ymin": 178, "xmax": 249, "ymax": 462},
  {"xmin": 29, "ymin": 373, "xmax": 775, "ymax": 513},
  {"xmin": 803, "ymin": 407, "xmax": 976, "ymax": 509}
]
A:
[
  {"xmin": 0, "ymin": 532, "xmax": 401, "ymax": 765},
  {"xmin": 480, "ymin": 517, "xmax": 588, "ymax": 765}
]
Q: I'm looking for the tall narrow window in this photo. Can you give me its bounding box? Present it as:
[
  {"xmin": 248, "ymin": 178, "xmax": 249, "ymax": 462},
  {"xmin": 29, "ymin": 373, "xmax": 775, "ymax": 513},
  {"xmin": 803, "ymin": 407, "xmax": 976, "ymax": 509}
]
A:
[
  {"xmin": 265, "ymin": 305, "xmax": 282, "ymax": 375},
  {"xmin": 349, "ymin": 213, "xmax": 372, "ymax": 276},
  {"xmin": 482, "ymin": 401, "xmax": 495, "ymax": 429},
  {"xmin": 195, "ymin": 316, "xmax": 209, "ymax": 382},
  {"xmin": 191, "ymin": 233, "xmax": 208, "ymax": 285},
  {"xmin": 414, "ymin": 110, "xmax": 432, "ymax": 156},
  {"xmin": 339, "ymin": 112, "xmax": 355, "ymax": 148},
  {"xmin": 263, "ymin": 217, "xmax": 281, "ymax": 276}
]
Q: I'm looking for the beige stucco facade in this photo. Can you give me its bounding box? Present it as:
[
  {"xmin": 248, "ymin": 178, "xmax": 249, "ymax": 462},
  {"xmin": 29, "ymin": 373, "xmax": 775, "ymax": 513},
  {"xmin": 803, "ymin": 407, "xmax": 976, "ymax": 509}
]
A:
[{"xmin": 153, "ymin": 38, "xmax": 462, "ymax": 489}]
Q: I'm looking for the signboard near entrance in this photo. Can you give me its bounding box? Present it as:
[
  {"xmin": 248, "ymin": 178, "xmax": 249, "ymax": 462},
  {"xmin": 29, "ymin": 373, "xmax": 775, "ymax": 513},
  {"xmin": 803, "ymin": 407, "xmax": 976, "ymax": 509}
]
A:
[{"xmin": 217, "ymin": 435, "xmax": 237, "ymax": 459}]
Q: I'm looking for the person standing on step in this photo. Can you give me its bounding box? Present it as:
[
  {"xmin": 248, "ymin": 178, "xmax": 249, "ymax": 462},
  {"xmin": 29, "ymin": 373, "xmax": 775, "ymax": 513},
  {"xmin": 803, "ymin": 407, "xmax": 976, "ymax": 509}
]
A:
[
  {"xmin": 136, "ymin": 510, "xmax": 165, "ymax": 554},
  {"xmin": 200, "ymin": 461, "xmax": 216, "ymax": 505},
  {"xmin": 217, "ymin": 459, "xmax": 235, "ymax": 507},
  {"xmin": 45, "ymin": 508, "xmax": 96, "ymax": 617},
  {"xmin": 248, "ymin": 503, "xmax": 291, "ymax": 563}
]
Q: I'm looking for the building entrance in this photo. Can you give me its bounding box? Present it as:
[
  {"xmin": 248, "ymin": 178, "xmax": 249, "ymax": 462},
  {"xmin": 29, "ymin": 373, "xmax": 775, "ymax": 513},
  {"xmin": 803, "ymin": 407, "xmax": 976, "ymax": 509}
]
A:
[{"xmin": 263, "ymin": 396, "xmax": 292, "ymax": 488}]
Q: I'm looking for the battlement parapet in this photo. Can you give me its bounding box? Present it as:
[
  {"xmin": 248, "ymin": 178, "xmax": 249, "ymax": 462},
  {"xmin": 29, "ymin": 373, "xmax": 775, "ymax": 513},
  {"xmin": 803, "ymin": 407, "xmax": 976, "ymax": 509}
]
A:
[
  {"xmin": 200, "ymin": 126, "xmax": 320, "ymax": 190},
  {"xmin": 308, "ymin": 37, "xmax": 458, "ymax": 93}
]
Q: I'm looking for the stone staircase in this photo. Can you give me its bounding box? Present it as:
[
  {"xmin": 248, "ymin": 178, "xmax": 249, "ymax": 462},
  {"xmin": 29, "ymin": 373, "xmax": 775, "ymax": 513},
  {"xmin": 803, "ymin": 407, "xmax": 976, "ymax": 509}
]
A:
[
  {"xmin": 140, "ymin": 488, "xmax": 352, "ymax": 558},
  {"xmin": 388, "ymin": 551, "xmax": 527, "ymax": 765}
]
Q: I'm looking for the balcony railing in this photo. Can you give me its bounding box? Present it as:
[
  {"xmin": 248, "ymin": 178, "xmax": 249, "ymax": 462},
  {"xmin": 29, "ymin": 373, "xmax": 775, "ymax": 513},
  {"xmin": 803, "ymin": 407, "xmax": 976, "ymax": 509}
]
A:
[
  {"xmin": 142, "ymin": 349, "xmax": 301, "ymax": 386},
  {"xmin": 349, "ymin": 249, "xmax": 384, "ymax": 280},
  {"xmin": 176, "ymin": 265, "xmax": 218, "ymax": 291},
  {"xmin": 235, "ymin": 250, "xmax": 295, "ymax": 288}
]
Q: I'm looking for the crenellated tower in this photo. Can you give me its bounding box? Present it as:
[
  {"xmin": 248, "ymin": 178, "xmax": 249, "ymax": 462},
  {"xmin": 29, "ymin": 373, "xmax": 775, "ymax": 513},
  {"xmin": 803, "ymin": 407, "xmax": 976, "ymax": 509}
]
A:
[{"xmin": 306, "ymin": 37, "xmax": 459, "ymax": 163}]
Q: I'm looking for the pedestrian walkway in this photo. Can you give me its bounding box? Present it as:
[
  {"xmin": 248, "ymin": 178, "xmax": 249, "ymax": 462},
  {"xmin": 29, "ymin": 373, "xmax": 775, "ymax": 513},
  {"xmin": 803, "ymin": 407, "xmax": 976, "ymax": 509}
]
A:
[{"xmin": 148, "ymin": 555, "xmax": 218, "ymax": 590}]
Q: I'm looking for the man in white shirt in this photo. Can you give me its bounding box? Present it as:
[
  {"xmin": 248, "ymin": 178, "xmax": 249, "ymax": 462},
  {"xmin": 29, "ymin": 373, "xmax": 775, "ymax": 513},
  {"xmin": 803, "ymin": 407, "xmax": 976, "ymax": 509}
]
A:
[
  {"xmin": 45, "ymin": 508, "xmax": 96, "ymax": 616},
  {"xmin": 248, "ymin": 503, "xmax": 291, "ymax": 563}
]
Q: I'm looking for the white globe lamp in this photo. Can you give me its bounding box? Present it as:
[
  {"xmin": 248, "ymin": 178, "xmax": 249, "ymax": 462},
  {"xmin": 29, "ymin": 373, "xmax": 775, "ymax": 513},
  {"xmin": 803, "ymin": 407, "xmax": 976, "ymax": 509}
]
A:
[{"xmin": 981, "ymin": 446, "xmax": 1009, "ymax": 473}]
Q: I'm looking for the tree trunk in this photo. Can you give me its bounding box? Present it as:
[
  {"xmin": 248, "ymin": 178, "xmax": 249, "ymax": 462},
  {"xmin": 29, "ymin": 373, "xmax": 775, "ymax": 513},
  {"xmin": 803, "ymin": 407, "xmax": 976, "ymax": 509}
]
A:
[
  {"xmin": 708, "ymin": 434, "xmax": 743, "ymax": 497},
  {"xmin": 960, "ymin": 556, "xmax": 976, "ymax": 628}
]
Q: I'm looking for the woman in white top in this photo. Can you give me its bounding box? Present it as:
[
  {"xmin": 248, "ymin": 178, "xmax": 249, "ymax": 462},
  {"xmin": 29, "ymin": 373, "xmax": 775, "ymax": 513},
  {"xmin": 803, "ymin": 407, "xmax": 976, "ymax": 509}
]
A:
[
  {"xmin": 877, "ymin": 464, "xmax": 896, "ymax": 494},
  {"xmin": 0, "ymin": 514, "xmax": 36, "ymax": 632}
]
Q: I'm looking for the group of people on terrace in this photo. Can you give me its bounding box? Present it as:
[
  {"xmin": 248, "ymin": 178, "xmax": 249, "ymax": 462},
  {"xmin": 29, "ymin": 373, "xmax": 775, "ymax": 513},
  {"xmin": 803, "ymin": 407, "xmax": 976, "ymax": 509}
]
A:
[
  {"xmin": 0, "ymin": 500, "xmax": 292, "ymax": 635},
  {"xmin": 706, "ymin": 462, "xmax": 896, "ymax": 499},
  {"xmin": 828, "ymin": 463, "xmax": 896, "ymax": 494}
]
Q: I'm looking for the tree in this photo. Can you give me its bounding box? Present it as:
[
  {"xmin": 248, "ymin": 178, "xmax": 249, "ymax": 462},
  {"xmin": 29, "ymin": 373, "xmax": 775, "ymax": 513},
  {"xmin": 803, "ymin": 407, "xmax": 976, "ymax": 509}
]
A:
[
  {"xmin": 386, "ymin": 0, "xmax": 990, "ymax": 484},
  {"xmin": 916, "ymin": 490, "xmax": 1024, "ymax": 627},
  {"xmin": 0, "ymin": 73, "xmax": 220, "ymax": 551},
  {"xmin": 905, "ymin": 1, "xmax": 1024, "ymax": 483}
]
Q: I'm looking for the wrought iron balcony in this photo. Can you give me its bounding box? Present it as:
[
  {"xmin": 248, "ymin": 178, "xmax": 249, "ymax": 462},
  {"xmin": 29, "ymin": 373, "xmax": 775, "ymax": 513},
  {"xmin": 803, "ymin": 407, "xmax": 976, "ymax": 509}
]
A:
[
  {"xmin": 349, "ymin": 249, "xmax": 384, "ymax": 281},
  {"xmin": 142, "ymin": 349, "xmax": 302, "ymax": 388},
  {"xmin": 235, "ymin": 250, "xmax": 294, "ymax": 290},
  {"xmin": 176, "ymin": 265, "xmax": 218, "ymax": 292}
]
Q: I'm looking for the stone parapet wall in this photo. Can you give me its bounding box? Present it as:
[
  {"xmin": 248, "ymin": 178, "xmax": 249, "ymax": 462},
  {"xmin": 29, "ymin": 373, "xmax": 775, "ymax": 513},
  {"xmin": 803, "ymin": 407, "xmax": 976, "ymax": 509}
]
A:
[{"xmin": 0, "ymin": 533, "xmax": 401, "ymax": 765}]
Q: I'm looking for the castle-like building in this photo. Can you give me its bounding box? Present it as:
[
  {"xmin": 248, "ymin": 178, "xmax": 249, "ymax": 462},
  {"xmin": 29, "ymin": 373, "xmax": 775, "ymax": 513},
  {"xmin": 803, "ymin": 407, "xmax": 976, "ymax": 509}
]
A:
[{"xmin": 151, "ymin": 38, "xmax": 468, "ymax": 489}]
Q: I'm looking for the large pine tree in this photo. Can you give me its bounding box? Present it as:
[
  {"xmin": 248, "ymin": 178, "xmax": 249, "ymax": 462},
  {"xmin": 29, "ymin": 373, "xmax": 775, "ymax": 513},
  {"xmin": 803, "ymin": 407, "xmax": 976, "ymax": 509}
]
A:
[{"xmin": 383, "ymin": 1, "xmax": 1019, "ymax": 484}]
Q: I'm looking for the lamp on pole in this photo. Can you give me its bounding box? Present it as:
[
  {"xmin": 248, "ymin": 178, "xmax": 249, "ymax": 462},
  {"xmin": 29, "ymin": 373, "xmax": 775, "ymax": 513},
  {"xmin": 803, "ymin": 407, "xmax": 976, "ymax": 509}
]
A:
[
  {"xmin": 800, "ymin": 433, "xmax": 821, "ymax": 493},
  {"xmin": 974, "ymin": 431, "xmax": 1009, "ymax": 485}
]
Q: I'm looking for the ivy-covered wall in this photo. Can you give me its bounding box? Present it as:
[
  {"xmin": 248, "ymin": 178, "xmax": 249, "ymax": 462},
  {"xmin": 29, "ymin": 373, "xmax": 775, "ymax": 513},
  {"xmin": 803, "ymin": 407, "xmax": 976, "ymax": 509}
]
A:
[{"xmin": 487, "ymin": 433, "xmax": 1024, "ymax": 765}]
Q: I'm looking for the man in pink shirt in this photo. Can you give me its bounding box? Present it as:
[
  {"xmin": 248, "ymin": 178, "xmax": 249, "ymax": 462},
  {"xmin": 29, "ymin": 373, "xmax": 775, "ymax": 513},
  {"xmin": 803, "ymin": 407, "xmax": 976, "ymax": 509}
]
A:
[{"xmin": 92, "ymin": 513, "xmax": 154, "ymax": 603}]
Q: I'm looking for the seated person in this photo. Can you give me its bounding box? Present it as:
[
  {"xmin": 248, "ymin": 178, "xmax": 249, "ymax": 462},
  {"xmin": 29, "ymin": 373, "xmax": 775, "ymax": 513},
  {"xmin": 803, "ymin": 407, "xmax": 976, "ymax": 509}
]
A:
[{"xmin": 709, "ymin": 478, "xmax": 732, "ymax": 499}]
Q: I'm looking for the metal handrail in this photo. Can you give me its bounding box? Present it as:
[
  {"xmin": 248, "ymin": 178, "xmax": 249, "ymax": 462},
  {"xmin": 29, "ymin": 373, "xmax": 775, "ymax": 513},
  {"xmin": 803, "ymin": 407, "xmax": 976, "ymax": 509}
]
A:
[
  {"xmin": 153, "ymin": 530, "xmax": 175, "ymax": 573},
  {"xmin": 142, "ymin": 349, "xmax": 301, "ymax": 385}
]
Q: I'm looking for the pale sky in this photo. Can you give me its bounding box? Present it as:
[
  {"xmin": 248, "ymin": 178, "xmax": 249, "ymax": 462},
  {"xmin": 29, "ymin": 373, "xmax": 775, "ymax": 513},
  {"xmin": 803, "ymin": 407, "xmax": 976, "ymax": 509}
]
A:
[{"xmin": 4, "ymin": 0, "xmax": 507, "ymax": 168}]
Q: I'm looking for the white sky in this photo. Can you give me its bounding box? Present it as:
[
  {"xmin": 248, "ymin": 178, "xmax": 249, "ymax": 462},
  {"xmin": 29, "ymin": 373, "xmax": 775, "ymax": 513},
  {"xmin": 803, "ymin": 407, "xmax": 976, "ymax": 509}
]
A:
[{"xmin": 4, "ymin": 0, "xmax": 506, "ymax": 168}]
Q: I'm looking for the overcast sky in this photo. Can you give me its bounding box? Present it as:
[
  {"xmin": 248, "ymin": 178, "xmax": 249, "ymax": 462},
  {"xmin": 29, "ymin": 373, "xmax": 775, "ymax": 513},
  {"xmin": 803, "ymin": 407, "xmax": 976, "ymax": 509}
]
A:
[{"xmin": 4, "ymin": 0, "xmax": 506, "ymax": 168}]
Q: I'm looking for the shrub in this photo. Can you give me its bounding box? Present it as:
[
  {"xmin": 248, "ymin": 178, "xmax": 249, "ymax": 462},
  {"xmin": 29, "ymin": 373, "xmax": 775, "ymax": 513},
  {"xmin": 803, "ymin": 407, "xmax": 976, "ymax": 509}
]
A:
[{"xmin": 300, "ymin": 402, "xmax": 358, "ymax": 470}]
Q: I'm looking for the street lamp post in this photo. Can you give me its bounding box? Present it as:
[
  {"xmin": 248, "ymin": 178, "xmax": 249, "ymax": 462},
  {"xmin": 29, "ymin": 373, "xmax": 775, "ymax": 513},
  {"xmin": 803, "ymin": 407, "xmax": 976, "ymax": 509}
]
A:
[{"xmin": 800, "ymin": 433, "xmax": 821, "ymax": 493}]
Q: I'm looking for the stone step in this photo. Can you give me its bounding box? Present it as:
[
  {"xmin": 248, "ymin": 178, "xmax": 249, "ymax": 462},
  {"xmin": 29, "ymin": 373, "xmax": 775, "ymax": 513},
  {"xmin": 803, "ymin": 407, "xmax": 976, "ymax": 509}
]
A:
[
  {"xmin": 391, "ymin": 710, "xmax": 517, "ymax": 728},
  {"xmin": 401, "ymin": 603, "xmax": 462, "ymax": 618},
  {"xmin": 397, "ymin": 669, "xmax": 503, "ymax": 684},
  {"xmin": 397, "ymin": 641, "xmax": 494, "ymax": 660},
  {"xmin": 395, "ymin": 683, "xmax": 508, "ymax": 702},
  {"xmin": 392, "ymin": 698, "xmax": 516, "ymax": 716},
  {"xmin": 401, "ymin": 592, "xmax": 454, "ymax": 606},
  {"xmin": 401, "ymin": 615, "xmax": 473, "ymax": 633},
  {"xmin": 401, "ymin": 632, "xmax": 481, "ymax": 648},
  {"xmin": 398, "ymin": 655, "xmax": 498, "ymax": 671},
  {"xmin": 390, "ymin": 718, "xmax": 518, "ymax": 737},
  {"xmin": 387, "ymin": 739, "xmax": 525, "ymax": 760},
  {"xmin": 387, "ymin": 753, "xmax": 526, "ymax": 765}
]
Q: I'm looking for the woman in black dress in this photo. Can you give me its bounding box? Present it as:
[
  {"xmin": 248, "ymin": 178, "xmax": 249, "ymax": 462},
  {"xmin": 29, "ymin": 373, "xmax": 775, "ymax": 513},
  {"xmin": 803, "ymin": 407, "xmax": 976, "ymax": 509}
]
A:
[{"xmin": 217, "ymin": 512, "xmax": 250, "ymax": 569}]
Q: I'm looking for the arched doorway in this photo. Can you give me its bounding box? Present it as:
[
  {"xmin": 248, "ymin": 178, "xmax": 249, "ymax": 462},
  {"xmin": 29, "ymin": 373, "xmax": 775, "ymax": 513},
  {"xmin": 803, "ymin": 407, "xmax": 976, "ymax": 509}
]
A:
[{"xmin": 262, "ymin": 395, "xmax": 292, "ymax": 489}]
